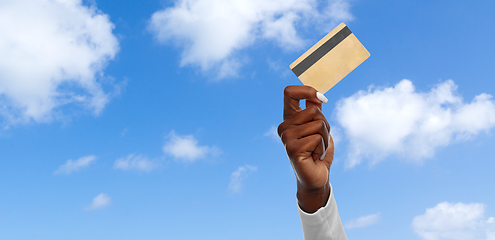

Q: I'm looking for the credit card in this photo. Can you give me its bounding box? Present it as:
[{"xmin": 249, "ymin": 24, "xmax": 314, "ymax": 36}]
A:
[{"xmin": 290, "ymin": 23, "xmax": 370, "ymax": 94}]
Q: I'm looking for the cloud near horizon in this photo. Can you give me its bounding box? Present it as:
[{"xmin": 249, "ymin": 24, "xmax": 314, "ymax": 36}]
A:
[
  {"xmin": 412, "ymin": 202, "xmax": 495, "ymax": 240},
  {"xmin": 148, "ymin": 0, "xmax": 353, "ymax": 78},
  {"xmin": 335, "ymin": 79, "xmax": 495, "ymax": 168},
  {"xmin": 0, "ymin": 0, "xmax": 119, "ymax": 125}
]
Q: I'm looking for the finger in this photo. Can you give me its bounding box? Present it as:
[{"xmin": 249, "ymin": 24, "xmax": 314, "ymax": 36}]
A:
[
  {"xmin": 310, "ymin": 135, "xmax": 326, "ymax": 162},
  {"xmin": 283, "ymin": 85, "xmax": 326, "ymax": 120},
  {"xmin": 305, "ymin": 95, "xmax": 322, "ymax": 112},
  {"xmin": 320, "ymin": 134, "xmax": 335, "ymax": 169},
  {"xmin": 286, "ymin": 134, "xmax": 326, "ymax": 164},
  {"xmin": 287, "ymin": 107, "xmax": 330, "ymax": 133},
  {"xmin": 278, "ymin": 107, "xmax": 331, "ymax": 142},
  {"xmin": 281, "ymin": 120, "xmax": 330, "ymax": 150}
]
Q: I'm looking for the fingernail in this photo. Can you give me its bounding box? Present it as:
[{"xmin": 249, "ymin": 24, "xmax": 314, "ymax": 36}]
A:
[{"xmin": 316, "ymin": 92, "xmax": 328, "ymax": 104}]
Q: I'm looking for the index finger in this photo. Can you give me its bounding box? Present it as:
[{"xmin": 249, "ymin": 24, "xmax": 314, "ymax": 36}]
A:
[{"xmin": 283, "ymin": 85, "xmax": 327, "ymax": 119}]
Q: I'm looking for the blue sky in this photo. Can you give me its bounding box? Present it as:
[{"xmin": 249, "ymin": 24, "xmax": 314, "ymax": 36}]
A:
[{"xmin": 1, "ymin": 0, "xmax": 495, "ymax": 239}]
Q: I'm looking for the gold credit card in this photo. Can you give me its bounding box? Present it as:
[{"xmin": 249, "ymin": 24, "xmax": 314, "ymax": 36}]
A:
[{"xmin": 290, "ymin": 23, "xmax": 370, "ymax": 94}]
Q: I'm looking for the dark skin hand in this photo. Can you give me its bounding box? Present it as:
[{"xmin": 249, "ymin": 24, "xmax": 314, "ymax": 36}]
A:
[{"xmin": 278, "ymin": 85, "xmax": 334, "ymax": 213}]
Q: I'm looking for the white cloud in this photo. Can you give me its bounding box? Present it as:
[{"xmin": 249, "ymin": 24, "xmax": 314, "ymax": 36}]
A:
[
  {"xmin": 162, "ymin": 130, "xmax": 220, "ymax": 162},
  {"xmin": 228, "ymin": 165, "xmax": 257, "ymax": 193},
  {"xmin": 85, "ymin": 193, "xmax": 111, "ymax": 211},
  {"xmin": 345, "ymin": 212, "xmax": 381, "ymax": 230},
  {"xmin": 335, "ymin": 80, "xmax": 495, "ymax": 168},
  {"xmin": 113, "ymin": 154, "xmax": 160, "ymax": 172},
  {"xmin": 412, "ymin": 202, "xmax": 495, "ymax": 240},
  {"xmin": 0, "ymin": 0, "xmax": 119, "ymax": 125},
  {"xmin": 330, "ymin": 125, "xmax": 342, "ymax": 146},
  {"xmin": 148, "ymin": 0, "xmax": 353, "ymax": 78},
  {"xmin": 54, "ymin": 155, "xmax": 96, "ymax": 175},
  {"xmin": 264, "ymin": 125, "xmax": 280, "ymax": 141}
]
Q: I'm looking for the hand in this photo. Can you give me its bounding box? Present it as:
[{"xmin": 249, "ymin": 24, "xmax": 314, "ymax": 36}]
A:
[{"xmin": 278, "ymin": 85, "xmax": 334, "ymax": 213}]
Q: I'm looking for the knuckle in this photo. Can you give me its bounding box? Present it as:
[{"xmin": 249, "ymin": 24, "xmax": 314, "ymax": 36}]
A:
[
  {"xmin": 316, "ymin": 119, "xmax": 326, "ymax": 130},
  {"xmin": 285, "ymin": 141, "xmax": 298, "ymax": 156},
  {"xmin": 280, "ymin": 128, "xmax": 294, "ymax": 143},
  {"xmin": 283, "ymin": 85, "xmax": 294, "ymax": 96},
  {"xmin": 307, "ymin": 106, "xmax": 321, "ymax": 117},
  {"xmin": 280, "ymin": 132, "xmax": 288, "ymax": 144},
  {"xmin": 324, "ymin": 120, "xmax": 331, "ymax": 134},
  {"xmin": 277, "ymin": 123, "xmax": 286, "ymax": 137},
  {"xmin": 308, "ymin": 106, "xmax": 318, "ymax": 115},
  {"xmin": 311, "ymin": 133, "xmax": 324, "ymax": 144}
]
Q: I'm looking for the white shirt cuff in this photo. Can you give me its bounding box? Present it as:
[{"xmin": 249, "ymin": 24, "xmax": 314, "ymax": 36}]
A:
[{"xmin": 297, "ymin": 184, "xmax": 347, "ymax": 240}]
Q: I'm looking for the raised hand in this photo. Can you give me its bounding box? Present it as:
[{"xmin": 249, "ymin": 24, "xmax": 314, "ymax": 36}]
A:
[{"xmin": 278, "ymin": 85, "xmax": 334, "ymax": 213}]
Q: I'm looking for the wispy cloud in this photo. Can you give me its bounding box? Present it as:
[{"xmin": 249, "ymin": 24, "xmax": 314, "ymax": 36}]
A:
[
  {"xmin": 54, "ymin": 155, "xmax": 96, "ymax": 175},
  {"xmin": 0, "ymin": 0, "xmax": 119, "ymax": 125},
  {"xmin": 412, "ymin": 202, "xmax": 495, "ymax": 240},
  {"xmin": 335, "ymin": 79, "xmax": 495, "ymax": 168},
  {"xmin": 148, "ymin": 0, "xmax": 353, "ymax": 78},
  {"xmin": 113, "ymin": 154, "xmax": 160, "ymax": 172},
  {"xmin": 85, "ymin": 193, "xmax": 111, "ymax": 211},
  {"xmin": 228, "ymin": 165, "xmax": 257, "ymax": 193},
  {"xmin": 345, "ymin": 212, "xmax": 381, "ymax": 230},
  {"xmin": 120, "ymin": 128, "xmax": 128, "ymax": 137},
  {"xmin": 264, "ymin": 126, "xmax": 280, "ymax": 141},
  {"xmin": 162, "ymin": 130, "xmax": 220, "ymax": 162}
]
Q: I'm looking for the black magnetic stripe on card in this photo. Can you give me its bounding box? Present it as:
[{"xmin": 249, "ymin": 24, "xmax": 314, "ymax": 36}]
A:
[{"xmin": 292, "ymin": 26, "xmax": 352, "ymax": 77}]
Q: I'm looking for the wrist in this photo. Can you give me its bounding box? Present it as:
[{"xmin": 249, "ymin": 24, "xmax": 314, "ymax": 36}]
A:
[{"xmin": 296, "ymin": 182, "xmax": 331, "ymax": 213}]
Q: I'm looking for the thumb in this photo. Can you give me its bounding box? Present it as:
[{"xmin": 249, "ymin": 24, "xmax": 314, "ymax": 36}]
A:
[{"xmin": 283, "ymin": 86, "xmax": 328, "ymax": 119}]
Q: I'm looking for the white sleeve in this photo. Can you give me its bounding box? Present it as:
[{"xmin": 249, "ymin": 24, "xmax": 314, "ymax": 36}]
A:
[{"xmin": 297, "ymin": 184, "xmax": 348, "ymax": 240}]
